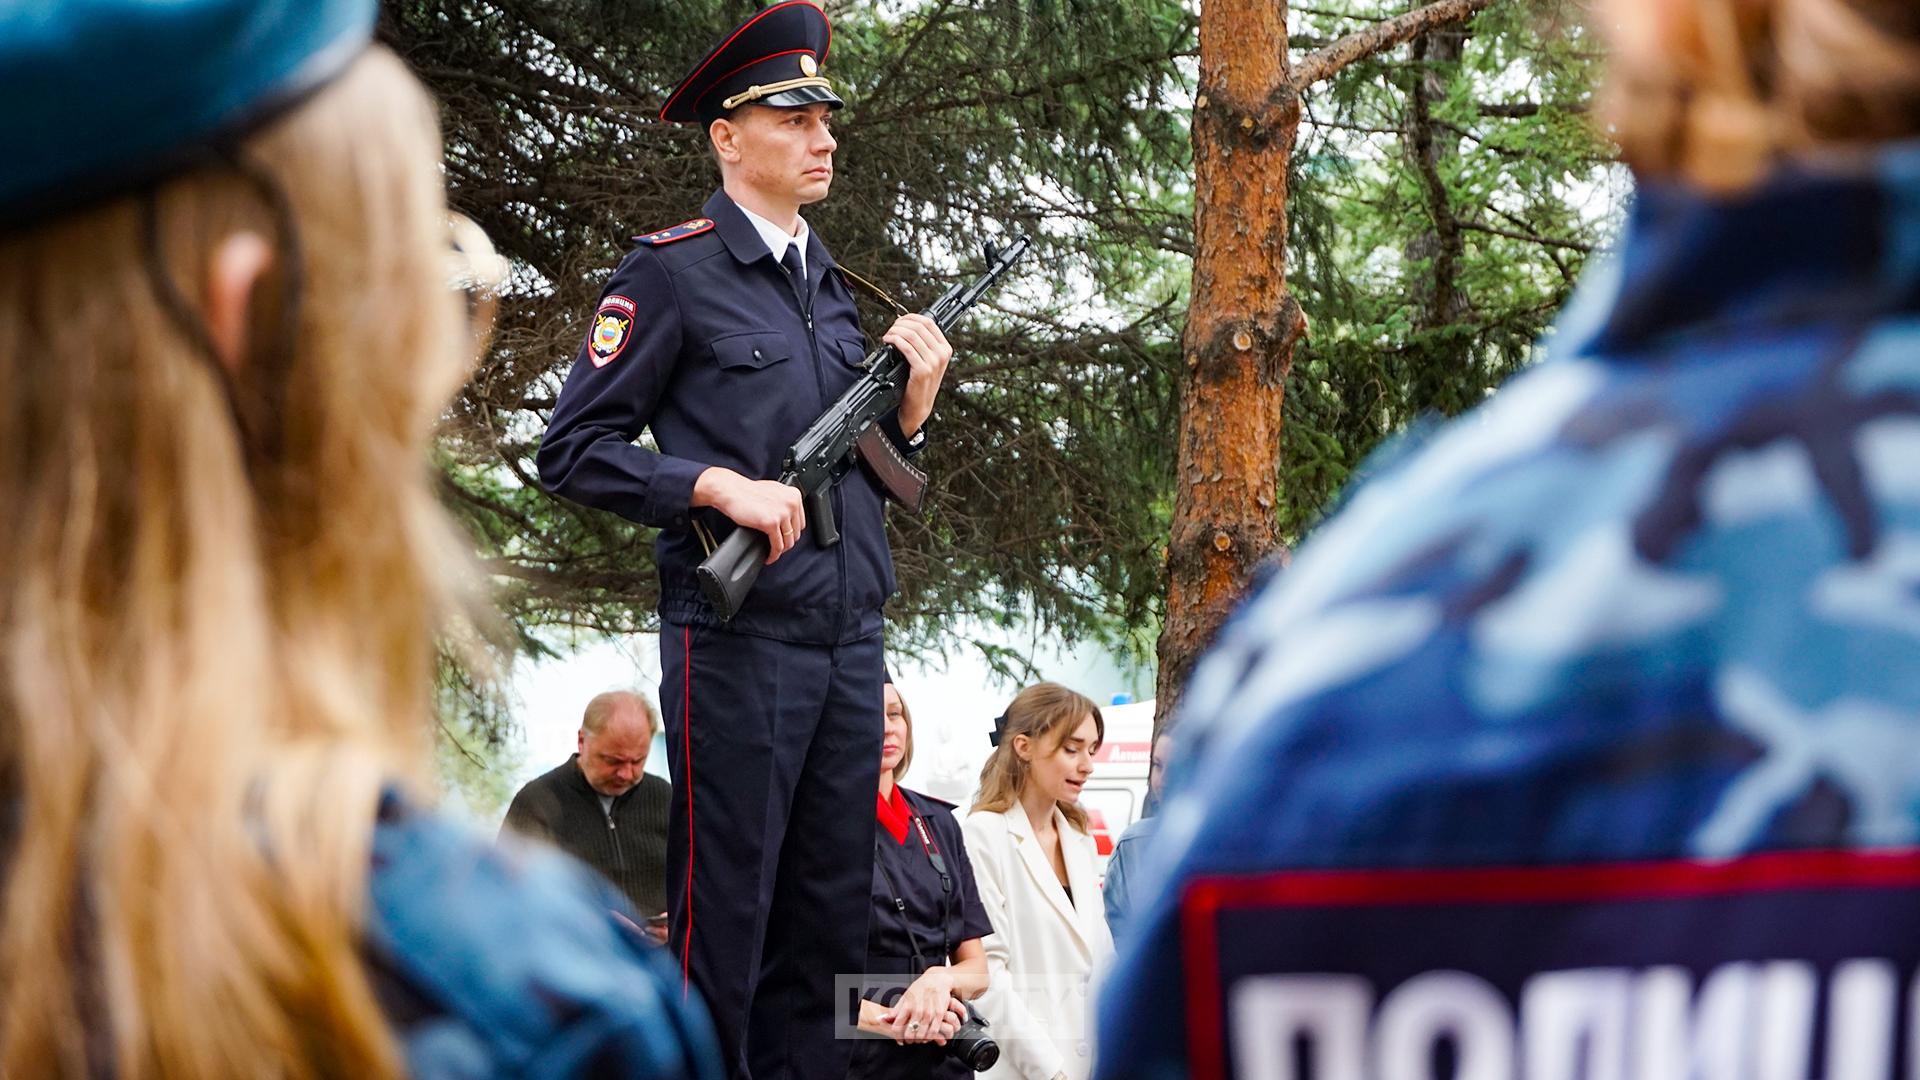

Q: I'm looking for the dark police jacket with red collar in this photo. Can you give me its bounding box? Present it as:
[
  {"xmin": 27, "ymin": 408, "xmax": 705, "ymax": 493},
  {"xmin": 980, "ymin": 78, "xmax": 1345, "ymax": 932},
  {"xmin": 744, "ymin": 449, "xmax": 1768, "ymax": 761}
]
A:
[{"xmin": 538, "ymin": 189, "xmax": 918, "ymax": 644}]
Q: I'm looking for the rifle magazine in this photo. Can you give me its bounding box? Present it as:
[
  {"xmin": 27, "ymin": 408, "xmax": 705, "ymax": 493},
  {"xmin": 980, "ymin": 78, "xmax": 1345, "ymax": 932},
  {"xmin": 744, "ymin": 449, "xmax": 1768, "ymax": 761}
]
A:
[{"xmin": 856, "ymin": 426, "xmax": 929, "ymax": 512}]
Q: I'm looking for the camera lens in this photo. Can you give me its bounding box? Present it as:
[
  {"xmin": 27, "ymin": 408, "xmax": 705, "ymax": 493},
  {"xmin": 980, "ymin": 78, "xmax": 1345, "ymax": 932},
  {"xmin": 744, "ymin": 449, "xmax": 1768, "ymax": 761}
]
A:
[
  {"xmin": 944, "ymin": 1007, "xmax": 999, "ymax": 1072},
  {"xmin": 954, "ymin": 1033, "xmax": 999, "ymax": 1071}
]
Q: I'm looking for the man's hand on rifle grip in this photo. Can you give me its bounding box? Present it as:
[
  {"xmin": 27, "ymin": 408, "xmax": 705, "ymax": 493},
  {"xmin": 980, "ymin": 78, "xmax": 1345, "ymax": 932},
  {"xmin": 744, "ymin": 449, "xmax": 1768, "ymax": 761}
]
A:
[
  {"xmin": 692, "ymin": 468, "xmax": 806, "ymax": 564},
  {"xmin": 885, "ymin": 313, "xmax": 952, "ymax": 438}
]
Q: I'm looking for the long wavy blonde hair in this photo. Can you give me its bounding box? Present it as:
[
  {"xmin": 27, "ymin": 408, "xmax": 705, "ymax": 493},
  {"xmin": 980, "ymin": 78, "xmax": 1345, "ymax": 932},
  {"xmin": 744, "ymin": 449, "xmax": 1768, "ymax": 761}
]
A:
[
  {"xmin": 971, "ymin": 683, "xmax": 1103, "ymax": 834},
  {"xmin": 1601, "ymin": 0, "xmax": 1920, "ymax": 190},
  {"xmin": 0, "ymin": 48, "xmax": 476, "ymax": 1077}
]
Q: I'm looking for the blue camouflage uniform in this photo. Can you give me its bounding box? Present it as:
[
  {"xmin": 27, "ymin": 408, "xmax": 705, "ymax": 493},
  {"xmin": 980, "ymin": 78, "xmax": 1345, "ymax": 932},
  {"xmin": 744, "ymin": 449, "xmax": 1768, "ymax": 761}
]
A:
[
  {"xmin": 1098, "ymin": 143, "xmax": 1920, "ymax": 1080},
  {"xmin": 368, "ymin": 796, "xmax": 722, "ymax": 1079}
]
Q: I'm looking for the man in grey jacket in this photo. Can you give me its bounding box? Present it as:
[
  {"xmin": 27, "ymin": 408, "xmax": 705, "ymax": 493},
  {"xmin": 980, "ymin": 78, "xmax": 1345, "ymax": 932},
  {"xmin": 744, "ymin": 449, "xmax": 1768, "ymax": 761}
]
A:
[{"xmin": 501, "ymin": 690, "xmax": 672, "ymax": 937}]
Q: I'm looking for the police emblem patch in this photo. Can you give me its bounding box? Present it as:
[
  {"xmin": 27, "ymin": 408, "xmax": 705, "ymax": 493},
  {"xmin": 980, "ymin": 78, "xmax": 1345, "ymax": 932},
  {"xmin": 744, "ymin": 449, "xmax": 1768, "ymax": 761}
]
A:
[{"xmin": 589, "ymin": 295, "xmax": 637, "ymax": 367}]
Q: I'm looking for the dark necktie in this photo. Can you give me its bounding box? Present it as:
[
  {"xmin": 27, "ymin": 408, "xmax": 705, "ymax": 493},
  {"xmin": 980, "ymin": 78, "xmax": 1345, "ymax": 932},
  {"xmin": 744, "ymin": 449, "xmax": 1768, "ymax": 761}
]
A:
[{"xmin": 780, "ymin": 243, "xmax": 808, "ymax": 311}]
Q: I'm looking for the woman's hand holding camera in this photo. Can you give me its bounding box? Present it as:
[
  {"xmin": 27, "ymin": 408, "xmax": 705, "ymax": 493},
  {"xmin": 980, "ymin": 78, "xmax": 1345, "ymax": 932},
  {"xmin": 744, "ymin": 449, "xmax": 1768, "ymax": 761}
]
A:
[{"xmin": 881, "ymin": 967, "xmax": 967, "ymax": 1045}]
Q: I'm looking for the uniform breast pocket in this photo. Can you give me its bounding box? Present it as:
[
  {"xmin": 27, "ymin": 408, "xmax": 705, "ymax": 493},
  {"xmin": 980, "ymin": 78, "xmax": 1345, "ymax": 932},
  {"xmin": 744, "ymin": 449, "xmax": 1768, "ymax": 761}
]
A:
[
  {"xmin": 837, "ymin": 336, "xmax": 873, "ymax": 372},
  {"xmin": 710, "ymin": 331, "xmax": 792, "ymax": 372}
]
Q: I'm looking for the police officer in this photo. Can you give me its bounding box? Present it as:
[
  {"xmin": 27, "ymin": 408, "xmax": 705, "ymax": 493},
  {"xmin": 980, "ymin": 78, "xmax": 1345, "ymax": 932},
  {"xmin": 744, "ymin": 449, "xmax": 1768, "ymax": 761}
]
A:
[
  {"xmin": 854, "ymin": 681, "xmax": 992, "ymax": 1080},
  {"xmin": 536, "ymin": 5, "xmax": 952, "ymax": 1079}
]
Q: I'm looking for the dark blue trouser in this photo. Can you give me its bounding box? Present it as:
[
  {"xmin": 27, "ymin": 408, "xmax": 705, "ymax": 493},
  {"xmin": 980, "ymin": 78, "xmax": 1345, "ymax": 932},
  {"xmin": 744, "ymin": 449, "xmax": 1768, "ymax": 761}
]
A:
[{"xmin": 659, "ymin": 623, "xmax": 882, "ymax": 1080}]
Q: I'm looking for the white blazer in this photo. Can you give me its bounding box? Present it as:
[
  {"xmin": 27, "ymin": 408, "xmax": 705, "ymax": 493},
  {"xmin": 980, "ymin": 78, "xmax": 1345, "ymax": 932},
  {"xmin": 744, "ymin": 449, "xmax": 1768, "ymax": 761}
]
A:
[{"xmin": 962, "ymin": 804, "xmax": 1115, "ymax": 1080}]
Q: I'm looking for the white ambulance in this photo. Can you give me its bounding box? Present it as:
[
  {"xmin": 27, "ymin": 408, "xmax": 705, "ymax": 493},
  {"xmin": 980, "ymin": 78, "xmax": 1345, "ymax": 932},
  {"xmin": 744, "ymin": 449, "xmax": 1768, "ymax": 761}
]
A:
[{"xmin": 1079, "ymin": 697, "xmax": 1156, "ymax": 877}]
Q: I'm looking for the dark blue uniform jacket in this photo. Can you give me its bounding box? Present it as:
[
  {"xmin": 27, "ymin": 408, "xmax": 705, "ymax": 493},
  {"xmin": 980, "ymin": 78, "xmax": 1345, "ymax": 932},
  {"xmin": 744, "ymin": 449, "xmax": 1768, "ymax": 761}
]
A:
[
  {"xmin": 855, "ymin": 787, "xmax": 993, "ymax": 1080},
  {"xmin": 538, "ymin": 189, "xmax": 915, "ymax": 644},
  {"xmin": 866, "ymin": 787, "xmax": 992, "ymax": 976}
]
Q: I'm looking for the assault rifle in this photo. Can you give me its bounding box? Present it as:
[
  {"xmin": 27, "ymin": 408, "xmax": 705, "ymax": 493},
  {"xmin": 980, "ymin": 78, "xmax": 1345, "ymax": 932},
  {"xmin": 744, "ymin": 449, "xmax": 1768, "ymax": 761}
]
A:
[{"xmin": 696, "ymin": 235, "xmax": 1031, "ymax": 621}]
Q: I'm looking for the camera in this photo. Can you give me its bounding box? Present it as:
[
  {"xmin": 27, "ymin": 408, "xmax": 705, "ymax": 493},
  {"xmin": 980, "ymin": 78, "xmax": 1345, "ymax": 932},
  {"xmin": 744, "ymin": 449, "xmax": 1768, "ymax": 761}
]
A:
[{"xmin": 944, "ymin": 1000, "xmax": 998, "ymax": 1072}]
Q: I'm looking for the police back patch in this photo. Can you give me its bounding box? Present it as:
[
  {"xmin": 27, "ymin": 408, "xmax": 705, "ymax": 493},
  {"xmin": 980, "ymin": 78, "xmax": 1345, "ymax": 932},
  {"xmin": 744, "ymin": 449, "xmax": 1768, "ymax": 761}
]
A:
[
  {"xmin": 1182, "ymin": 851, "xmax": 1920, "ymax": 1080},
  {"xmin": 589, "ymin": 295, "xmax": 636, "ymax": 367},
  {"xmin": 635, "ymin": 218, "xmax": 714, "ymax": 245}
]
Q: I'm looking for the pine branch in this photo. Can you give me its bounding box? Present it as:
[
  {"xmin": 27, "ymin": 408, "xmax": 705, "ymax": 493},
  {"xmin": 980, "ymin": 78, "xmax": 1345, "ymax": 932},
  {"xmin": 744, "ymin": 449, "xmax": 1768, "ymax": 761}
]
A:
[
  {"xmin": 873, "ymin": 46, "xmax": 1197, "ymax": 120},
  {"xmin": 1292, "ymin": 0, "xmax": 1502, "ymax": 89}
]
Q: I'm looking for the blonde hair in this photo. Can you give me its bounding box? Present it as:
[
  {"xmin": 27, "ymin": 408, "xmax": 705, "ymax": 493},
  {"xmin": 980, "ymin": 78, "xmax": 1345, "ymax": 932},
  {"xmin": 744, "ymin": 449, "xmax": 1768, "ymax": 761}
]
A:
[
  {"xmin": 0, "ymin": 48, "xmax": 474, "ymax": 1077},
  {"xmin": 1601, "ymin": 0, "xmax": 1920, "ymax": 190},
  {"xmin": 971, "ymin": 683, "xmax": 1103, "ymax": 833},
  {"xmin": 583, "ymin": 690, "xmax": 658, "ymax": 738},
  {"xmin": 886, "ymin": 683, "xmax": 914, "ymax": 784}
]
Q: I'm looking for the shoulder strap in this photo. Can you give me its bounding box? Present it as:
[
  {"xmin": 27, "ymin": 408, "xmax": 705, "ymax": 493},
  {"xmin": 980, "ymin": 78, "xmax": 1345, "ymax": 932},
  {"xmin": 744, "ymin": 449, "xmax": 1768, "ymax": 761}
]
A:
[{"xmin": 634, "ymin": 217, "xmax": 715, "ymax": 246}]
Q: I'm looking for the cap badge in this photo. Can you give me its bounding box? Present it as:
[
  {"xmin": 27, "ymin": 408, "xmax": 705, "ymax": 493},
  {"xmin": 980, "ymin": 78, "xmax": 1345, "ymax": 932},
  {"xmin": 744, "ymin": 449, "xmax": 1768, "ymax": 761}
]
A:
[{"xmin": 799, "ymin": 54, "xmax": 818, "ymax": 77}]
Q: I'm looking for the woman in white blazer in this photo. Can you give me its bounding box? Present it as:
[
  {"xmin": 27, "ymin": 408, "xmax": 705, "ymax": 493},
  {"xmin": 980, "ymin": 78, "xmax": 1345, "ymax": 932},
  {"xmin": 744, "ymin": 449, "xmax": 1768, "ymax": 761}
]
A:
[{"xmin": 962, "ymin": 683, "xmax": 1115, "ymax": 1080}]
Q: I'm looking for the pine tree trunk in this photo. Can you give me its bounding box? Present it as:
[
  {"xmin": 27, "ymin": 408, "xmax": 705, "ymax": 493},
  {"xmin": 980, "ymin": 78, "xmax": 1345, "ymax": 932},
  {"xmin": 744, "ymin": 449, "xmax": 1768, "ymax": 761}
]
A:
[
  {"xmin": 1150, "ymin": 0, "xmax": 1500, "ymax": 734},
  {"xmin": 1153, "ymin": 0, "xmax": 1304, "ymax": 731},
  {"xmin": 1407, "ymin": 27, "xmax": 1470, "ymax": 335}
]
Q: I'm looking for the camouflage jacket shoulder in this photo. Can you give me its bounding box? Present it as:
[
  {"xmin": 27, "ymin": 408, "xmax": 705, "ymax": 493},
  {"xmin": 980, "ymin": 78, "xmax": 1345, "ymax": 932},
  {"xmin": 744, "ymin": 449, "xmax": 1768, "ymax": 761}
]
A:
[{"xmin": 366, "ymin": 796, "xmax": 721, "ymax": 1079}]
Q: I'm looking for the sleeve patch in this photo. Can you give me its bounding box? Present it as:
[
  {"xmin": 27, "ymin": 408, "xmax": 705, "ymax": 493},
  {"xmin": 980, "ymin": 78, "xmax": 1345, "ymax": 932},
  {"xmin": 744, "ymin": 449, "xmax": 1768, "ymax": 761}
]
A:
[
  {"xmin": 634, "ymin": 218, "xmax": 714, "ymax": 245},
  {"xmin": 588, "ymin": 295, "xmax": 637, "ymax": 367}
]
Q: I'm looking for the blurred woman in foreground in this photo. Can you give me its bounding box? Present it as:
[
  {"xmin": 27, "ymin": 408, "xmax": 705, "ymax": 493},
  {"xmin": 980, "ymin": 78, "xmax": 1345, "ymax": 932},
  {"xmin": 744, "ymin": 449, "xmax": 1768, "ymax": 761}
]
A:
[
  {"xmin": 0, "ymin": 2, "xmax": 718, "ymax": 1075},
  {"xmin": 1094, "ymin": 1, "xmax": 1920, "ymax": 1076}
]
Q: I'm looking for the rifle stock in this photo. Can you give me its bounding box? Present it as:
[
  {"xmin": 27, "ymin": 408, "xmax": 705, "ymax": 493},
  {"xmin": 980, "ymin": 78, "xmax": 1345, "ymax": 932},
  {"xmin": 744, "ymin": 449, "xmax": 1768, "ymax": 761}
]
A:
[{"xmin": 696, "ymin": 524, "xmax": 771, "ymax": 621}]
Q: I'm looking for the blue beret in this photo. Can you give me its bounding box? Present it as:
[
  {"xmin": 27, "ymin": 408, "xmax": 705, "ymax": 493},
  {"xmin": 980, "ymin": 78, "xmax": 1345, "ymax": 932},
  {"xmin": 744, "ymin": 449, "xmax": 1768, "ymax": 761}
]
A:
[
  {"xmin": 660, "ymin": 1, "xmax": 842, "ymax": 125},
  {"xmin": 0, "ymin": 0, "xmax": 377, "ymax": 230}
]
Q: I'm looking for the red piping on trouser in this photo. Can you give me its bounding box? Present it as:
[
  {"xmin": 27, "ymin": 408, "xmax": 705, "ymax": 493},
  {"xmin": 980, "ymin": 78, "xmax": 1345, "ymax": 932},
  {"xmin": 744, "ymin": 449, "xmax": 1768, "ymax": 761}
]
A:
[{"xmin": 682, "ymin": 624, "xmax": 694, "ymax": 999}]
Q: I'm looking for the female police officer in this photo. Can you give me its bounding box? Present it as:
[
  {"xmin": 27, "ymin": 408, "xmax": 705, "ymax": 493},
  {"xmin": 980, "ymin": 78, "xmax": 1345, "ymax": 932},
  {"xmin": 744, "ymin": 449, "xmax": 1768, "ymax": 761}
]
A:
[
  {"xmin": 854, "ymin": 681, "xmax": 995, "ymax": 1080},
  {"xmin": 0, "ymin": 2, "xmax": 718, "ymax": 1075}
]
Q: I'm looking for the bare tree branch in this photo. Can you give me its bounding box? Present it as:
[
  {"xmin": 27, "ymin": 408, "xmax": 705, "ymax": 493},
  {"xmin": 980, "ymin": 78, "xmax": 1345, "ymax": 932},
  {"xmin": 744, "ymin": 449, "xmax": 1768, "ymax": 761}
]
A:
[
  {"xmin": 1293, "ymin": 0, "xmax": 1502, "ymax": 89},
  {"xmin": 1461, "ymin": 218, "xmax": 1594, "ymax": 253},
  {"xmin": 1477, "ymin": 99, "xmax": 1589, "ymax": 118}
]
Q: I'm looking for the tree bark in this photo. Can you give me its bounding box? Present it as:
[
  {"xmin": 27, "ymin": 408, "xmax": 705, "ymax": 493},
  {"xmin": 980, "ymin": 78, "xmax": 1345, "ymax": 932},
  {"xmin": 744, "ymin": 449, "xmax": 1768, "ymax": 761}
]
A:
[
  {"xmin": 1153, "ymin": 0, "xmax": 1504, "ymax": 735},
  {"xmin": 1154, "ymin": 0, "xmax": 1302, "ymax": 728},
  {"xmin": 1407, "ymin": 27, "xmax": 1469, "ymax": 334},
  {"xmin": 1292, "ymin": 0, "xmax": 1499, "ymax": 89}
]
